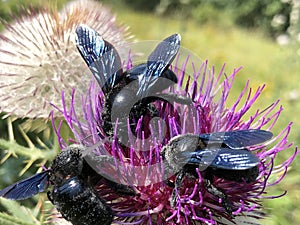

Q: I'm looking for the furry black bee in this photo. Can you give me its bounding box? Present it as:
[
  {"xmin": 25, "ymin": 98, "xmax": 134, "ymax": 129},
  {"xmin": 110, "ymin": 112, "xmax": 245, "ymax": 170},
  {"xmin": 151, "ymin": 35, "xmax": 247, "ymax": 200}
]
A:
[
  {"xmin": 160, "ymin": 129, "xmax": 273, "ymax": 214},
  {"xmin": 75, "ymin": 25, "xmax": 191, "ymax": 142},
  {"xmin": 0, "ymin": 145, "xmax": 134, "ymax": 225}
]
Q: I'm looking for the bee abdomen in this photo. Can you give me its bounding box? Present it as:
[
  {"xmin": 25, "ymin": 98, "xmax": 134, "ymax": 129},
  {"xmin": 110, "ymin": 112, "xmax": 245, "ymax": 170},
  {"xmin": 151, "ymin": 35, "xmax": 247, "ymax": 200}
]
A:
[{"xmin": 49, "ymin": 177, "xmax": 114, "ymax": 225}]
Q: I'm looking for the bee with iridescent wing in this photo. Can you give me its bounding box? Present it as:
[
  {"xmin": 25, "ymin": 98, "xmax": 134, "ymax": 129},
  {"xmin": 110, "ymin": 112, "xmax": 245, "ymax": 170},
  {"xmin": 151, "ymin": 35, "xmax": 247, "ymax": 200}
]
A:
[
  {"xmin": 0, "ymin": 145, "xmax": 134, "ymax": 225},
  {"xmin": 75, "ymin": 25, "xmax": 191, "ymax": 141},
  {"xmin": 161, "ymin": 129, "xmax": 273, "ymax": 214}
]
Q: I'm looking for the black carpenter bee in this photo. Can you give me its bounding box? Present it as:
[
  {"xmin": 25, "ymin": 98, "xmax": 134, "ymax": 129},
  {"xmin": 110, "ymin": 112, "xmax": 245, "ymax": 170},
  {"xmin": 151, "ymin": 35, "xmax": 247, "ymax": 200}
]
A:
[
  {"xmin": 160, "ymin": 129, "xmax": 273, "ymax": 214},
  {"xmin": 75, "ymin": 25, "xmax": 191, "ymax": 141},
  {"xmin": 0, "ymin": 145, "xmax": 134, "ymax": 225}
]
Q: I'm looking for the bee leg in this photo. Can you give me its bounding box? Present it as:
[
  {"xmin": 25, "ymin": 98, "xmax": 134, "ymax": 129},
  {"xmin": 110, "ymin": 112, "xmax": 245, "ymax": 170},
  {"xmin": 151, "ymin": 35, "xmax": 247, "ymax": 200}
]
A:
[
  {"xmin": 159, "ymin": 93, "xmax": 193, "ymax": 105},
  {"xmin": 171, "ymin": 169, "xmax": 186, "ymax": 208},
  {"xmin": 104, "ymin": 178, "xmax": 136, "ymax": 196},
  {"xmin": 83, "ymin": 154, "xmax": 136, "ymax": 196},
  {"xmin": 83, "ymin": 152, "xmax": 117, "ymax": 174},
  {"xmin": 165, "ymin": 179, "xmax": 175, "ymax": 188},
  {"xmin": 160, "ymin": 159, "xmax": 176, "ymax": 188},
  {"xmin": 47, "ymin": 191, "xmax": 53, "ymax": 204},
  {"xmin": 204, "ymin": 178, "xmax": 233, "ymax": 215},
  {"xmin": 86, "ymin": 153, "xmax": 115, "ymax": 164}
]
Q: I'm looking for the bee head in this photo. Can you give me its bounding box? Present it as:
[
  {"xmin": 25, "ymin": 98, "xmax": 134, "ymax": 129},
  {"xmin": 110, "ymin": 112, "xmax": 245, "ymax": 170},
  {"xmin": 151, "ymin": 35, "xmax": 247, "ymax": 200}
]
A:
[{"xmin": 50, "ymin": 145, "xmax": 85, "ymax": 185}]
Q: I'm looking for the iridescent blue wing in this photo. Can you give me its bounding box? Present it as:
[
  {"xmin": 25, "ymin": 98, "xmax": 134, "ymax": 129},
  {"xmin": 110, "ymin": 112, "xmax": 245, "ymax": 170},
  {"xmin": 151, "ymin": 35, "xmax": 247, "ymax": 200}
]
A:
[
  {"xmin": 199, "ymin": 129, "xmax": 273, "ymax": 149},
  {"xmin": 126, "ymin": 63, "xmax": 178, "ymax": 95},
  {"xmin": 75, "ymin": 24, "xmax": 123, "ymax": 94},
  {"xmin": 136, "ymin": 34, "xmax": 180, "ymax": 98},
  {"xmin": 0, "ymin": 171, "xmax": 49, "ymax": 200},
  {"xmin": 187, "ymin": 148, "xmax": 259, "ymax": 170}
]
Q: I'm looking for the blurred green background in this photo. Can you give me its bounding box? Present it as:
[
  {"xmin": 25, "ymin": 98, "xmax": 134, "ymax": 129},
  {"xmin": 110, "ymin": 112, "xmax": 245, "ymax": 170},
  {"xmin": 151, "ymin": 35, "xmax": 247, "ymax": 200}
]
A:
[{"xmin": 0, "ymin": 0, "xmax": 299, "ymax": 224}]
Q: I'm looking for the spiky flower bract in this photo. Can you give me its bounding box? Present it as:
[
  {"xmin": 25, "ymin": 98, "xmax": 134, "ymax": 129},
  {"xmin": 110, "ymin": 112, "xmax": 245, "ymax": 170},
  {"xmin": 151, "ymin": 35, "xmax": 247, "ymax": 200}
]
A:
[
  {"xmin": 53, "ymin": 42, "xmax": 298, "ymax": 225},
  {"xmin": 0, "ymin": 0, "xmax": 130, "ymax": 118}
]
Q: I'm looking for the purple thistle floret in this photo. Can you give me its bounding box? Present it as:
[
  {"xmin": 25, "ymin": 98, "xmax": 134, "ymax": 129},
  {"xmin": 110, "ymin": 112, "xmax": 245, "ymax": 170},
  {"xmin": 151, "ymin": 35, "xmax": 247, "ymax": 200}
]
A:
[{"xmin": 52, "ymin": 53, "xmax": 298, "ymax": 225}]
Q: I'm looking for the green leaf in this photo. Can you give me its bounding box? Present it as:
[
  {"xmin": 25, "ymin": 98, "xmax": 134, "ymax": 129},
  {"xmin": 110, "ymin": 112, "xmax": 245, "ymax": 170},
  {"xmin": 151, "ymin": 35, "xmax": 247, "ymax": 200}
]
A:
[
  {"xmin": 0, "ymin": 199, "xmax": 41, "ymax": 224},
  {"xmin": 0, "ymin": 211, "xmax": 39, "ymax": 225}
]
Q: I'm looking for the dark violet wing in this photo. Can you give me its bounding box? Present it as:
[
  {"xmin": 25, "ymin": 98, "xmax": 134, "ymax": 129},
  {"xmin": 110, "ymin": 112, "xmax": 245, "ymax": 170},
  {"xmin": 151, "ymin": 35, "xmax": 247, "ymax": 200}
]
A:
[
  {"xmin": 199, "ymin": 129, "xmax": 273, "ymax": 149},
  {"xmin": 75, "ymin": 24, "xmax": 123, "ymax": 94},
  {"xmin": 136, "ymin": 34, "xmax": 180, "ymax": 98},
  {"xmin": 187, "ymin": 148, "xmax": 259, "ymax": 170},
  {"xmin": 0, "ymin": 171, "xmax": 49, "ymax": 200}
]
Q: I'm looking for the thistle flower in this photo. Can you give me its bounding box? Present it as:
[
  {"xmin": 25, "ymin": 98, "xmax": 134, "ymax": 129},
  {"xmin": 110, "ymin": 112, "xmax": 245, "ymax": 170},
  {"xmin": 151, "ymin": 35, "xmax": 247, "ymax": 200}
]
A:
[
  {"xmin": 53, "ymin": 41, "xmax": 298, "ymax": 225},
  {"xmin": 0, "ymin": 0, "xmax": 130, "ymax": 118}
]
